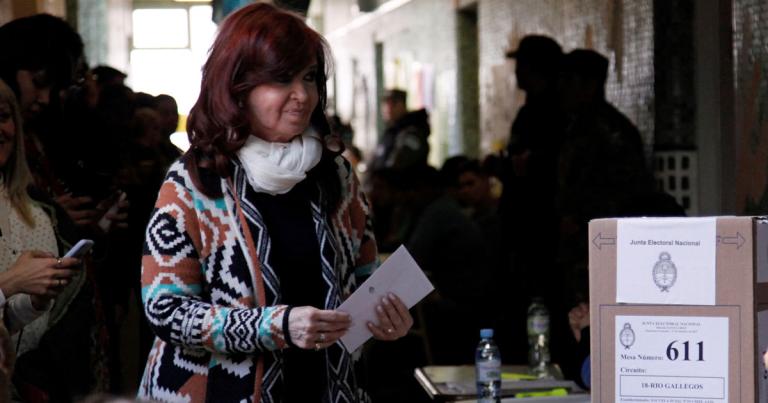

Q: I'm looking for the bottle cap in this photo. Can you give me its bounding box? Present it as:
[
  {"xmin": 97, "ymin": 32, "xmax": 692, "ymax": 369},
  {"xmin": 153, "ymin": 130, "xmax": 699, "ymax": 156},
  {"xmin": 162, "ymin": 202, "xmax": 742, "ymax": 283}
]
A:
[{"xmin": 480, "ymin": 328, "xmax": 494, "ymax": 338}]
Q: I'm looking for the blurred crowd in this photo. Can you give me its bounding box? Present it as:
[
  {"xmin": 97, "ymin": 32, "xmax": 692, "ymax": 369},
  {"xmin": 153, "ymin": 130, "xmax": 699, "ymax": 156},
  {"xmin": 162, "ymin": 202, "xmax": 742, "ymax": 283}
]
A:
[{"xmin": 0, "ymin": 13, "xmax": 181, "ymax": 402}]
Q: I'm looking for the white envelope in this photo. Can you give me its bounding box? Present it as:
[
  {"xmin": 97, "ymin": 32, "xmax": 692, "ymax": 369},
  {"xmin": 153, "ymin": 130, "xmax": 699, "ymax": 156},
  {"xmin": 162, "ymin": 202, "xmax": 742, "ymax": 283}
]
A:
[{"xmin": 338, "ymin": 245, "xmax": 434, "ymax": 352}]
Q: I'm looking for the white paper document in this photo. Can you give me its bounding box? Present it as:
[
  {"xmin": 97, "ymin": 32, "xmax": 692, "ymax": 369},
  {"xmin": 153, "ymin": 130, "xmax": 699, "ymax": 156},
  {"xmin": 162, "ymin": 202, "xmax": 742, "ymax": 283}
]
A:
[
  {"xmin": 617, "ymin": 217, "xmax": 717, "ymax": 305},
  {"xmin": 614, "ymin": 315, "xmax": 728, "ymax": 402},
  {"xmin": 338, "ymin": 245, "xmax": 434, "ymax": 352}
]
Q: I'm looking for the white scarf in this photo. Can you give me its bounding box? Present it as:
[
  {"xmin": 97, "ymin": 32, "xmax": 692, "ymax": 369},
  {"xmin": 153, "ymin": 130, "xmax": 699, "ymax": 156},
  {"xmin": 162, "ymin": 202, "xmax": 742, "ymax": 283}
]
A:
[{"xmin": 236, "ymin": 130, "xmax": 323, "ymax": 195}]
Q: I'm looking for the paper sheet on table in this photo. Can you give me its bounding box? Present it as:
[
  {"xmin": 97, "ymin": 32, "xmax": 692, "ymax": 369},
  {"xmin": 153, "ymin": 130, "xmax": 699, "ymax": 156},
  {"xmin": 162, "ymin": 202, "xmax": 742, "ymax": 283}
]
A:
[{"xmin": 338, "ymin": 245, "xmax": 434, "ymax": 352}]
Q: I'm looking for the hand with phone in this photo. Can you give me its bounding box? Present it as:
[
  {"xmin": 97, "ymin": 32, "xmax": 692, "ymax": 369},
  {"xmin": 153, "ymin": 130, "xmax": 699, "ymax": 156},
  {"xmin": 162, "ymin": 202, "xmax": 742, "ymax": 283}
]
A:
[
  {"xmin": 0, "ymin": 251, "xmax": 80, "ymax": 310},
  {"xmin": 63, "ymin": 239, "xmax": 94, "ymax": 259}
]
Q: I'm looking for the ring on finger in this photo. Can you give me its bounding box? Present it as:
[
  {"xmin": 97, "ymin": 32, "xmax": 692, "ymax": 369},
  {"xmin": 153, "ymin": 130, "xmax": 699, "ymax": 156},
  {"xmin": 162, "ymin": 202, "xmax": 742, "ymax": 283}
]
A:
[
  {"xmin": 386, "ymin": 328, "xmax": 394, "ymax": 334},
  {"xmin": 318, "ymin": 333, "xmax": 326, "ymax": 342},
  {"xmin": 314, "ymin": 343, "xmax": 321, "ymax": 351},
  {"xmin": 56, "ymin": 258, "xmax": 62, "ymax": 267}
]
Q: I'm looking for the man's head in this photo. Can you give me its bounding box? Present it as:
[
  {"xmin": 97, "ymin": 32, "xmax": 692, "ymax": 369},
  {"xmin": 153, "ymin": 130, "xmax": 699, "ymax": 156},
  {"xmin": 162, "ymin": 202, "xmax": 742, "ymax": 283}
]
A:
[
  {"xmin": 91, "ymin": 65, "xmax": 127, "ymax": 89},
  {"xmin": 559, "ymin": 49, "xmax": 609, "ymax": 111},
  {"xmin": 155, "ymin": 94, "xmax": 179, "ymax": 137},
  {"xmin": 439, "ymin": 155, "xmax": 470, "ymax": 198},
  {"xmin": 455, "ymin": 159, "xmax": 493, "ymax": 209},
  {"xmin": 506, "ymin": 35, "xmax": 562, "ymax": 96},
  {"xmin": 0, "ymin": 14, "xmax": 85, "ymax": 122},
  {"xmin": 133, "ymin": 107, "xmax": 163, "ymax": 148},
  {"xmin": 382, "ymin": 89, "xmax": 407, "ymax": 124}
]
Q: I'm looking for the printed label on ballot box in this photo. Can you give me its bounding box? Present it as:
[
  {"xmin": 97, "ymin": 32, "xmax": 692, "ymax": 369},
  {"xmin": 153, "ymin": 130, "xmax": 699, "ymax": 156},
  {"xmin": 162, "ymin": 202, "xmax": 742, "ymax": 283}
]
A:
[
  {"xmin": 615, "ymin": 315, "xmax": 728, "ymax": 402},
  {"xmin": 616, "ymin": 217, "xmax": 717, "ymax": 305}
]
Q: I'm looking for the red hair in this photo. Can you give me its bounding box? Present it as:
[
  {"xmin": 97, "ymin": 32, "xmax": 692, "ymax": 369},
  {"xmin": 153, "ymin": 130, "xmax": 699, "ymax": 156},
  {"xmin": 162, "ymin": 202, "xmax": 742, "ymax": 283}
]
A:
[{"xmin": 185, "ymin": 2, "xmax": 336, "ymax": 198}]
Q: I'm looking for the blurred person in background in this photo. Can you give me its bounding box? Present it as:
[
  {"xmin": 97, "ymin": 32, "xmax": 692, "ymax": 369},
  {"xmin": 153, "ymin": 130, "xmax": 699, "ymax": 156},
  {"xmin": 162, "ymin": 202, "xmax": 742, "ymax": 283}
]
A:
[
  {"xmin": 91, "ymin": 65, "xmax": 127, "ymax": 89},
  {"xmin": 500, "ymin": 34, "xmax": 565, "ymax": 300},
  {"xmin": 555, "ymin": 50, "xmax": 680, "ymax": 385},
  {"xmin": 555, "ymin": 49, "xmax": 654, "ymax": 304},
  {"xmin": 0, "ymin": 78, "xmax": 82, "ymax": 400},
  {"xmin": 406, "ymin": 164, "xmax": 496, "ymax": 364},
  {"xmin": 329, "ymin": 115, "xmax": 362, "ymax": 171},
  {"xmin": 455, "ymin": 159, "xmax": 498, "ymax": 220},
  {"xmin": 154, "ymin": 94, "xmax": 183, "ymax": 165},
  {"xmin": 371, "ymin": 89, "xmax": 430, "ymax": 171},
  {"xmin": 367, "ymin": 167, "xmax": 415, "ymax": 253},
  {"xmin": 556, "ymin": 49, "xmax": 652, "ymax": 228},
  {"xmin": 0, "ymin": 15, "xmax": 127, "ymax": 234},
  {"xmin": 499, "ymin": 35, "xmax": 569, "ymax": 365}
]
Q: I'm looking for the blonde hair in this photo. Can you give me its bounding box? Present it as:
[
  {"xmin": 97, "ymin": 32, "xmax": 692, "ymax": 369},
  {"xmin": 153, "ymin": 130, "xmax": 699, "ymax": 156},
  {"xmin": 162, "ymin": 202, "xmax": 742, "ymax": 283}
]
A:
[{"xmin": 0, "ymin": 79, "xmax": 35, "ymax": 226}]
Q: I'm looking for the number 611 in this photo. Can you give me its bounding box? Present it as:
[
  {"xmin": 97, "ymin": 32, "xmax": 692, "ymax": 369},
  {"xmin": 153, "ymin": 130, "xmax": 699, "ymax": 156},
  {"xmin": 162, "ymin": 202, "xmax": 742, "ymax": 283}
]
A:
[{"xmin": 666, "ymin": 340, "xmax": 704, "ymax": 361}]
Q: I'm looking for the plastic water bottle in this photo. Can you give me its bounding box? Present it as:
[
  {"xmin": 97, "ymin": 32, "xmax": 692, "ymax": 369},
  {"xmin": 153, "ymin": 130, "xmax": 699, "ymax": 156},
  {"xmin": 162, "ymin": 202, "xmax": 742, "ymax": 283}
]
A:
[
  {"xmin": 531, "ymin": 333, "xmax": 551, "ymax": 378},
  {"xmin": 527, "ymin": 298, "xmax": 549, "ymax": 367},
  {"xmin": 475, "ymin": 328, "xmax": 501, "ymax": 402}
]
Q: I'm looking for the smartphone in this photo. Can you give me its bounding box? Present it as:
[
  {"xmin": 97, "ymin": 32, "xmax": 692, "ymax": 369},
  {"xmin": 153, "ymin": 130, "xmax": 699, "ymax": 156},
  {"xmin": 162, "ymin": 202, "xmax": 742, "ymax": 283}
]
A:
[{"xmin": 63, "ymin": 239, "xmax": 94, "ymax": 259}]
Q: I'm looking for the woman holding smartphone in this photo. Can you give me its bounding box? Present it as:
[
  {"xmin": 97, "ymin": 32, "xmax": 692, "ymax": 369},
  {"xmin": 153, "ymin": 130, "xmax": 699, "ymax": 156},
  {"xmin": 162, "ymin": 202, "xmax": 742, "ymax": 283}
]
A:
[
  {"xmin": 0, "ymin": 79, "xmax": 80, "ymax": 400},
  {"xmin": 139, "ymin": 4, "xmax": 413, "ymax": 401},
  {"xmin": 0, "ymin": 79, "xmax": 80, "ymax": 333}
]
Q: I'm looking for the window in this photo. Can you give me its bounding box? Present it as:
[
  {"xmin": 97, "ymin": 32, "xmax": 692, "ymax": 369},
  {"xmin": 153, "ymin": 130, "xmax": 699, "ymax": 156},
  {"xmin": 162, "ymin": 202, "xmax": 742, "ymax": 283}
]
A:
[
  {"xmin": 133, "ymin": 9, "xmax": 189, "ymax": 48},
  {"xmin": 130, "ymin": 4, "xmax": 217, "ymax": 151}
]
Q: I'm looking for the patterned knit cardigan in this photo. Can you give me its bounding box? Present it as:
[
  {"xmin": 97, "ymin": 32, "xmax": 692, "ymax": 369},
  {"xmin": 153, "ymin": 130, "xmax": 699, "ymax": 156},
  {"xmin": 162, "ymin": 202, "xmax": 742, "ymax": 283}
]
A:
[{"xmin": 138, "ymin": 156, "xmax": 377, "ymax": 402}]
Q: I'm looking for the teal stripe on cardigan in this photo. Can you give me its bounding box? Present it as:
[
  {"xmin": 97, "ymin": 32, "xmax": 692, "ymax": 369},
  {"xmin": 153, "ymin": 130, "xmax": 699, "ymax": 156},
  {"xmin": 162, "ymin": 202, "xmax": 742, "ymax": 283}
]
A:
[
  {"xmin": 193, "ymin": 196, "xmax": 227, "ymax": 211},
  {"xmin": 257, "ymin": 306, "xmax": 281, "ymax": 350},
  {"xmin": 142, "ymin": 283, "xmax": 203, "ymax": 302},
  {"xmin": 210, "ymin": 307, "xmax": 232, "ymax": 351}
]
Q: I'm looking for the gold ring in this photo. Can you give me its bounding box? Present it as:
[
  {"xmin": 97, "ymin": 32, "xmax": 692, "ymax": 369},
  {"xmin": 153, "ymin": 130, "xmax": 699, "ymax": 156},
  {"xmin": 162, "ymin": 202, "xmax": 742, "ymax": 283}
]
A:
[{"xmin": 314, "ymin": 343, "xmax": 320, "ymax": 351}]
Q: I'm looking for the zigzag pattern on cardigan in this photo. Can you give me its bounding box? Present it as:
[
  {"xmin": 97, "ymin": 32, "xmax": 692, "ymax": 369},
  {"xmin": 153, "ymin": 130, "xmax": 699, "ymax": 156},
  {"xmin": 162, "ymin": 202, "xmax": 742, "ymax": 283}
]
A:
[{"xmin": 139, "ymin": 156, "xmax": 377, "ymax": 402}]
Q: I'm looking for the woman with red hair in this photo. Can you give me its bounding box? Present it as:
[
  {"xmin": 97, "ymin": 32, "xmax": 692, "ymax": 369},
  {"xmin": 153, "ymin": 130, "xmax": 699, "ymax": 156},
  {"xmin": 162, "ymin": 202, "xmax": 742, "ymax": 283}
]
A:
[{"xmin": 138, "ymin": 3, "xmax": 412, "ymax": 401}]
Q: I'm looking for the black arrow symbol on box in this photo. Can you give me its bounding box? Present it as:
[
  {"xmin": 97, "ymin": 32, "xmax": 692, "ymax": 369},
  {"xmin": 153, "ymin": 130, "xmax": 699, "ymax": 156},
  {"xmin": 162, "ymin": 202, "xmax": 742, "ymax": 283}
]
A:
[
  {"xmin": 717, "ymin": 233, "xmax": 745, "ymax": 249},
  {"xmin": 593, "ymin": 233, "xmax": 616, "ymax": 250}
]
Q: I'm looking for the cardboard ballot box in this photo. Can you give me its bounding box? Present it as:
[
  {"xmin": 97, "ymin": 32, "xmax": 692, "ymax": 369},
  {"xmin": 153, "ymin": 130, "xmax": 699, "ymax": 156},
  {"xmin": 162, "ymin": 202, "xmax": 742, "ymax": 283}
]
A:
[{"xmin": 589, "ymin": 217, "xmax": 768, "ymax": 402}]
